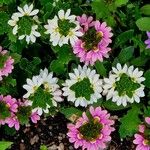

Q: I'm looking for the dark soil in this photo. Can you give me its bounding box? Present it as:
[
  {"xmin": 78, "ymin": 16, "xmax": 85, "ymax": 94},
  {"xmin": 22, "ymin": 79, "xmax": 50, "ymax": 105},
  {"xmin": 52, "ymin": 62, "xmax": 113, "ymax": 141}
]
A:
[{"xmin": 0, "ymin": 113, "xmax": 135, "ymax": 150}]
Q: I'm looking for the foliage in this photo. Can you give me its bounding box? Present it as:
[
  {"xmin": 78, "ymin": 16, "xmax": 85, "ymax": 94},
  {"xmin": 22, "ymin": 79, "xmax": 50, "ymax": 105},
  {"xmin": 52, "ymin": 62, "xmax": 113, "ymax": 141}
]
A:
[
  {"xmin": 0, "ymin": 0, "xmax": 149, "ymax": 148},
  {"xmin": 0, "ymin": 141, "xmax": 13, "ymax": 150},
  {"xmin": 119, "ymin": 105, "xmax": 142, "ymax": 138}
]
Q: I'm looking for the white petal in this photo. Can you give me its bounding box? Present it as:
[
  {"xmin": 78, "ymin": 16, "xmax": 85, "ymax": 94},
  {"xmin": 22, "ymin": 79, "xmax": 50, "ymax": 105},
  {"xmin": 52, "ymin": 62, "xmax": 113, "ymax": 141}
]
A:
[
  {"xmin": 19, "ymin": 35, "xmax": 25, "ymax": 40},
  {"xmin": 30, "ymin": 9, "xmax": 39, "ymax": 16},
  {"xmin": 58, "ymin": 9, "xmax": 65, "ymax": 19},
  {"xmin": 12, "ymin": 25, "xmax": 18, "ymax": 35}
]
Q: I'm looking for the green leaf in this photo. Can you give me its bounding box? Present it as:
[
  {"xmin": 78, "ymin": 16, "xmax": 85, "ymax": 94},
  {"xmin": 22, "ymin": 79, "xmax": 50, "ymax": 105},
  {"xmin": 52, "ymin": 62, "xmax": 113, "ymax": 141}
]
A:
[
  {"xmin": 8, "ymin": 29, "xmax": 17, "ymax": 42},
  {"xmin": 114, "ymin": 30, "xmax": 134, "ymax": 47},
  {"xmin": 60, "ymin": 107, "xmax": 82, "ymax": 122},
  {"xmin": 57, "ymin": 45, "xmax": 75, "ymax": 64},
  {"xmin": 10, "ymin": 53, "xmax": 21, "ymax": 64},
  {"xmin": 115, "ymin": 0, "xmax": 129, "ymax": 7},
  {"xmin": 102, "ymin": 100, "xmax": 130, "ymax": 111},
  {"xmin": 50, "ymin": 60, "xmax": 66, "ymax": 75},
  {"xmin": 9, "ymin": 41, "xmax": 25, "ymax": 54},
  {"xmin": 0, "ymin": 76, "xmax": 17, "ymax": 95},
  {"xmin": 91, "ymin": 0, "xmax": 109, "ymax": 19},
  {"xmin": 0, "ymin": 141, "xmax": 13, "ymax": 150},
  {"xmin": 140, "ymin": 4, "xmax": 150, "ymax": 16},
  {"xmin": 0, "ymin": 0, "xmax": 13, "ymax": 5},
  {"xmin": 95, "ymin": 61, "xmax": 107, "ymax": 76},
  {"xmin": 130, "ymin": 56, "xmax": 149, "ymax": 67},
  {"xmin": 40, "ymin": 145, "xmax": 48, "ymax": 150},
  {"xmin": 144, "ymin": 70, "xmax": 150, "ymax": 88},
  {"xmin": 19, "ymin": 57, "xmax": 41, "ymax": 75},
  {"xmin": 119, "ymin": 105, "xmax": 141, "ymax": 138},
  {"xmin": 0, "ymin": 12, "xmax": 9, "ymax": 35},
  {"xmin": 118, "ymin": 46, "xmax": 134, "ymax": 64},
  {"xmin": 136, "ymin": 17, "xmax": 150, "ymax": 31}
]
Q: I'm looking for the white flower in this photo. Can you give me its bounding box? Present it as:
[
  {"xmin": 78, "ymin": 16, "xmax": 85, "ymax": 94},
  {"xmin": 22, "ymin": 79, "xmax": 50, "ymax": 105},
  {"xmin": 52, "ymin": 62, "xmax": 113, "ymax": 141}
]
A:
[
  {"xmin": 44, "ymin": 9, "xmax": 83, "ymax": 47},
  {"xmin": 62, "ymin": 65, "xmax": 103, "ymax": 107},
  {"xmin": 23, "ymin": 76, "xmax": 43, "ymax": 98},
  {"xmin": 17, "ymin": 4, "xmax": 39, "ymax": 17},
  {"xmin": 39, "ymin": 68, "xmax": 63, "ymax": 106},
  {"xmin": 18, "ymin": 25, "xmax": 41, "ymax": 44},
  {"xmin": 103, "ymin": 63, "xmax": 145, "ymax": 107},
  {"xmin": 8, "ymin": 4, "xmax": 40, "ymax": 44},
  {"xmin": 23, "ymin": 68, "xmax": 63, "ymax": 115}
]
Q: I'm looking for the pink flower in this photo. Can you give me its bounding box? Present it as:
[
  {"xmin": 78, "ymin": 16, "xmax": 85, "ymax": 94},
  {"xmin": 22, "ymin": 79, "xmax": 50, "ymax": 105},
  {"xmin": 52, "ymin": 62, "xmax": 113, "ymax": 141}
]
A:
[
  {"xmin": 73, "ymin": 20, "xmax": 113, "ymax": 65},
  {"xmin": 0, "ymin": 46, "xmax": 14, "ymax": 80},
  {"xmin": 145, "ymin": 117, "xmax": 150, "ymax": 125},
  {"xmin": 0, "ymin": 95, "xmax": 18, "ymax": 113},
  {"xmin": 77, "ymin": 14, "xmax": 94, "ymax": 33},
  {"xmin": 2, "ymin": 95, "xmax": 18, "ymax": 113},
  {"xmin": 6, "ymin": 113, "xmax": 20, "ymax": 130},
  {"xmin": 133, "ymin": 123, "xmax": 150, "ymax": 150},
  {"xmin": 145, "ymin": 32, "xmax": 150, "ymax": 49},
  {"xmin": 67, "ymin": 106, "xmax": 115, "ymax": 150},
  {"xmin": 30, "ymin": 111, "xmax": 40, "ymax": 123},
  {"xmin": 0, "ymin": 119, "xmax": 6, "ymax": 125}
]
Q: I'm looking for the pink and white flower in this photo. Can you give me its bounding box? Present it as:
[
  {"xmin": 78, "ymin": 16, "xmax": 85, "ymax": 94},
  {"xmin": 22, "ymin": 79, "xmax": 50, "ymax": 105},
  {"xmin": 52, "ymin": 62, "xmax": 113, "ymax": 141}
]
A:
[
  {"xmin": 73, "ymin": 19, "xmax": 113, "ymax": 65},
  {"xmin": 0, "ymin": 46, "xmax": 14, "ymax": 80},
  {"xmin": 67, "ymin": 106, "xmax": 115, "ymax": 150}
]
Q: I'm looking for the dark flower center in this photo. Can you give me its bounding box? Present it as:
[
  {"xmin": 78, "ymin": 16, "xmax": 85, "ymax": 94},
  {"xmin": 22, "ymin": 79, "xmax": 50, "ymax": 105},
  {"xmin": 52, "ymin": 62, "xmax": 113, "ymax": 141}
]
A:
[
  {"xmin": 82, "ymin": 28, "xmax": 103, "ymax": 51},
  {"xmin": 18, "ymin": 16, "xmax": 33, "ymax": 35},
  {"xmin": 30, "ymin": 86, "xmax": 53, "ymax": 110},
  {"xmin": 17, "ymin": 106, "xmax": 32, "ymax": 125},
  {"xmin": 143, "ymin": 128, "xmax": 150, "ymax": 145},
  {"xmin": 115, "ymin": 73, "xmax": 140, "ymax": 98},
  {"xmin": 0, "ymin": 54, "xmax": 9, "ymax": 69},
  {"xmin": 79, "ymin": 117, "xmax": 103, "ymax": 141},
  {"xmin": 70, "ymin": 78, "xmax": 94, "ymax": 101},
  {"xmin": 0, "ymin": 101, "xmax": 11, "ymax": 119},
  {"xmin": 58, "ymin": 19, "xmax": 76, "ymax": 36}
]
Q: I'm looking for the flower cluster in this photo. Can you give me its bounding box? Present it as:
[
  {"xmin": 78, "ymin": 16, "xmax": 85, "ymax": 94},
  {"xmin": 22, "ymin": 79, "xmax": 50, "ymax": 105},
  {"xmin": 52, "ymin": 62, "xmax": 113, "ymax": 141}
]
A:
[
  {"xmin": 73, "ymin": 14, "xmax": 113, "ymax": 65},
  {"xmin": 8, "ymin": 4, "xmax": 41, "ymax": 44},
  {"xmin": 67, "ymin": 106, "xmax": 115, "ymax": 150},
  {"xmin": 133, "ymin": 117, "xmax": 150, "ymax": 150},
  {"xmin": 0, "ymin": 46, "xmax": 14, "ymax": 81},
  {"xmin": 103, "ymin": 63, "xmax": 145, "ymax": 106},
  {"xmin": 0, "ymin": 95, "xmax": 40, "ymax": 130},
  {"xmin": 23, "ymin": 68, "xmax": 63, "ymax": 116}
]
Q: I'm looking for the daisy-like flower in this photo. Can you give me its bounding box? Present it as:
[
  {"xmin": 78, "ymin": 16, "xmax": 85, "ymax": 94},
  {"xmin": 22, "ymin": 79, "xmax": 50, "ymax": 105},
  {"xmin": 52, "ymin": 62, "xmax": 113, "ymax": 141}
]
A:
[
  {"xmin": 0, "ymin": 46, "xmax": 14, "ymax": 81},
  {"xmin": 62, "ymin": 65, "xmax": 102, "ymax": 107},
  {"xmin": 67, "ymin": 106, "xmax": 115, "ymax": 150},
  {"xmin": 145, "ymin": 32, "xmax": 150, "ymax": 49},
  {"xmin": 44, "ymin": 9, "xmax": 83, "ymax": 47},
  {"xmin": 133, "ymin": 117, "xmax": 150, "ymax": 150},
  {"xmin": 8, "ymin": 4, "xmax": 41, "ymax": 44},
  {"xmin": 103, "ymin": 63, "xmax": 145, "ymax": 106},
  {"xmin": 0, "ymin": 95, "xmax": 18, "ymax": 125},
  {"xmin": 73, "ymin": 20, "xmax": 113, "ymax": 65},
  {"xmin": 23, "ymin": 68, "xmax": 63, "ymax": 115}
]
